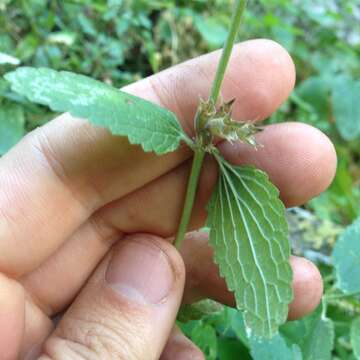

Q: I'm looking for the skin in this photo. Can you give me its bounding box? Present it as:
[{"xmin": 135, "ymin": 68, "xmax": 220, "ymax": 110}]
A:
[{"xmin": 0, "ymin": 39, "xmax": 336, "ymax": 359}]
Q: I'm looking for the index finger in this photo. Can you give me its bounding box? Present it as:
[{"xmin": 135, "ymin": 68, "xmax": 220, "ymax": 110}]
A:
[{"xmin": 0, "ymin": 40, "xmax": 295, "ymax": 276}]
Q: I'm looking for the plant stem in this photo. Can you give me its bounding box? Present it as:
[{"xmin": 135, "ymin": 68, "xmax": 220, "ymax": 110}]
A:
[
  {"xmin": 324, "ymin": 291, "xmax": 360, "ymax": 301},
  {"xmin": 174, "ymin": 0, "xmax": 247, "ymax": 249},
  {"xmin": 209, "ymin": 0, "xmax": 247, "ymax": 103},
  {"xmin": 174, "ymin": 149, "xmax": 205, "ymax": 248}
]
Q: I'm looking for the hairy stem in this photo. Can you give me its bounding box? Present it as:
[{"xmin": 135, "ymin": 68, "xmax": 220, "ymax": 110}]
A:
[
  {"xmin": 174, "ymin": 149, "xmax": 205, "ymax": 248},
  {"xmin": 174, "ymin": 0, "xmax": 247, "ymax": 249},
  {"xmin": 209, "ymin": 0, "xmax": 247, "ymax": 103}
]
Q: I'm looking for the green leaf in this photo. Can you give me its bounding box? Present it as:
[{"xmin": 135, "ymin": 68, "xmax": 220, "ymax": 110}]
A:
[
  {"xmin": 180, "ymin": 320, "xmax": 218, "ymax": 360},
  {"xmin": 296, "ymin": 76, "xmax": 330, "ymax": 121},
  {"xmin": 0, "ymin": 78, "xmax": 10, "ymax": 96},
  {"xmin": 351, "ymin": 317, "xmax": 360, "ymax": 360},
  {"xmin": 280, "ymin": 305, "xmax": 335, "ymax": 360},
  {"xmin": 189, "ymin": 322, "xmax": 218, "ymax": 360},
  {"xmin": 0, "ymin": 104, "xmax": 25, "ymax": 155},
  {"xmin": 228, "ymin": 306, "xmax": 334, "ymax": 360},
  {"xmin": 207, "ymin": 157, "xmax": 293, "ymax": 338},
  {"xmin": 249, "ymin": 334, "xmax": 303, "ymax": 360},
  {"xmin": 177, "ymin": 299, "xmax": 223, "ymax": 322},
  {"xmin": 15, "ymin": 34, "xmax": 39, "ymax": 61},
  {"xmin": 218, "ymin": 337, "xmax": 252, "ymax": 360},
  {"xmin": 77, "ymin": 13, "xmax": 97, "ymax": 37},
  {"xmin": 230, "ymin": 309, "xmax": 249, "ymax": 346},
  {"xmin": 4, "ymin": 67, "xmax": 188, "ymax": 154},
  {"xmin": 298, "ymin": 317, "xmax": 334, "ymax": 360},
  {"xmin": 332, "ymin": 76, "xmax": 360, "ymax": 141},
  {"xmin": 333, "ymin": 216, "xmax": 360, "ymax": 293},
  {"xmin": 194, "ymin": 16, "xmax": 228, "ymax": 47}
]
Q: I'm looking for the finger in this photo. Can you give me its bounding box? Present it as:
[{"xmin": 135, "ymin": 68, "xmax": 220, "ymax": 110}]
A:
[
  {"xmin": 124, "ymin": 38, "xmax": 295, "ymax": 134},
  {"xmin": 287, "ymin": 256, "xmax": 324, "ymax": 320},
  {"xmin": 20, "ymin": 220, "xmax": 120, "ymax": 316},
  {"xmin": 160, "ymin": 326, "xmax": 204, "ymax": 360},
  {"xmin": 37, "ymin": 234, "xmax": 185, "ymax": 360},
  {"xmin": 91, "ymin": 122, "xmax": 336, "ymax": 237},
  {"xmin": 0, "ymin": 39, "xmax": 295, "ymax": 277},
  {"xmin": 0, "ymin": 274, "xmax": 24, "ymax": 360},
  {"xmin": 22, "ymin": 122, "xmax": 335, "ymax": 315},
  {"xmin": 20, "ymin": 299, "xmax": 54, "ymax": 360},
  {"xmin": 0, "ymin": 275, "xmax": 53, "ymax": 360},
  {"xmin": 219, "ymin": 122, "xmax": 337, "ymax": 207},
  {"xmin": 180, "ymin": 231, "xmax": 323, "ymax": 320}
]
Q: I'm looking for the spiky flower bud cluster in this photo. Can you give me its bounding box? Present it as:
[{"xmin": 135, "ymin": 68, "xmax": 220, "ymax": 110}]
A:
[{"xmin": 195, "ymin": 98, "xmax": 262, "ymax": 151}]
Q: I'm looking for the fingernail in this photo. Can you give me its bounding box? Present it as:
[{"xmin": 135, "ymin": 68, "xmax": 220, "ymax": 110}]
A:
[{"xmin": 105, "ymin": 237, "xmax": 174, "ymax": 304}]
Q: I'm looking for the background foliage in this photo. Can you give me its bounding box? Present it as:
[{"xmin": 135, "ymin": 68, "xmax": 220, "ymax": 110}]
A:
[{"xmin": 0, "ymin": 0, "xmax": 359, "ymax": 358}]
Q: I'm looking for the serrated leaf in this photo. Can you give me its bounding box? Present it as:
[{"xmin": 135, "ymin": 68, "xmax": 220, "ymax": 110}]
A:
[
  {"xmin": 0, "ymin": 104, "xmax": 25, "ymax": 154},
  {"xmin": 351, "ymin": 317, "xmax": 360, "ymax": 359},
  {"xmin": 333, "ymin": 216, "xmax": 360, "ymax": 294},
  {"xmin": 207, "ymin": 157, "xmax": 293, "ymax": 338},
  {"xmin": 4, "ymin": 67, "xmax": 188, "ymax": 154}
]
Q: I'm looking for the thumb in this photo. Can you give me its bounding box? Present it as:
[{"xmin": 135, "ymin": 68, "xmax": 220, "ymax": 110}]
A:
[{"xmin": 38, "ymin": 234, "xmax": 185, "ymax": 360}]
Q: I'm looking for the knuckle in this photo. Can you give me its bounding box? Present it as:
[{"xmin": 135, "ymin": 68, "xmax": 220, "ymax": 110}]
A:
[
  {"xmin": 29, "ymin": 126, "xmax": 95, "ymax": 214},
  {"xmin": 30, "ymin": 127, "xmax": 69, "ymax": 187}
]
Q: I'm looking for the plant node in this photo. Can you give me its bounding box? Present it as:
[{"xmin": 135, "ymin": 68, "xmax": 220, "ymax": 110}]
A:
[{"xmin": 195, "ymin": 98, "xmax": 263, "ymax": 151}]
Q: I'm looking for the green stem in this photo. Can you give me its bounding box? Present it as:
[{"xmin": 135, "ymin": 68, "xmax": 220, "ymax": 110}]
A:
[
  {"xmin": 174, "ymin": 0, "xmax": 247, "ymax": 249},
  {"xmin": 209, "ymin": 0, "xmax": 247, "ymax": 103},
  {"xmin": 324, "ymin": 291, "xmax": 360, "ymax": 301},
  {"xmin": 174, "ymin": 149, "xmax": 205, "ymax": 248}
]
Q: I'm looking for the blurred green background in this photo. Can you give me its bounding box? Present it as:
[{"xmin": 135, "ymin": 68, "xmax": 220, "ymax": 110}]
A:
[{"xmin": 0, "ymin": 0, "xmax": 359, "ymax": 359}]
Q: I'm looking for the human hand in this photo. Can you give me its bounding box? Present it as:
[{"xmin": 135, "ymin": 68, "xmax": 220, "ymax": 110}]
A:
[{"xmin": 0, "ymin": 39, "xmax": 336, "ymax": 359}]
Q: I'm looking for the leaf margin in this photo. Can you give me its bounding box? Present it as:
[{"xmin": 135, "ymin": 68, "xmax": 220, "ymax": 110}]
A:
[
  {"xmin": 4, "ymin": 66, "xmax": 191, "ymax": 155},
  {"xmin": 207, "ymin": 154, "xmax": 293, "ymax": 338}
]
